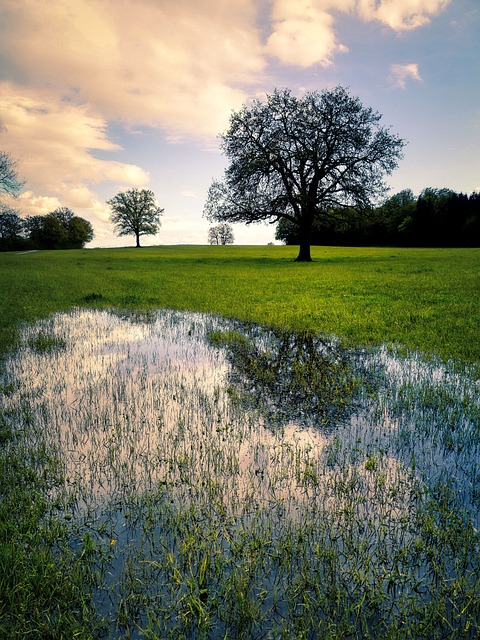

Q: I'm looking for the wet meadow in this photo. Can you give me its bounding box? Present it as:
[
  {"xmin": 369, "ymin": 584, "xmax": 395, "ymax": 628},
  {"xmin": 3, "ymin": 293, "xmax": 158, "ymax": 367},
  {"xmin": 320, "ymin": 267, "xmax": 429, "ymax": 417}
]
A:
[{"xmin": 1, "ymin": 245, "xmax": 479, "ymax": 638}]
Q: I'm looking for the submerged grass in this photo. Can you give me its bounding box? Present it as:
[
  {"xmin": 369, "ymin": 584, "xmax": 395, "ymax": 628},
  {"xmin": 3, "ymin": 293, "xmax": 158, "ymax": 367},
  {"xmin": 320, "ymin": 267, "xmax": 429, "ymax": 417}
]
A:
[
  {"xmin": 1, "ymin": 308, "xmax": 479, "ymax": 639},
  {"xmin": 0, "ymin": 427, "xmax": 104, "ymax": 637}
]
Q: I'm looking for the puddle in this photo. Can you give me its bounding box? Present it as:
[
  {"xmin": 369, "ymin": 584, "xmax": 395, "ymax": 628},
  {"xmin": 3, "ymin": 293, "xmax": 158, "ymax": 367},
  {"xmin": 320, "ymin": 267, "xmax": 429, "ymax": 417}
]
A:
[{"xmin": 2, "ymin": 308, "xmax": 479, "ymax": 638}]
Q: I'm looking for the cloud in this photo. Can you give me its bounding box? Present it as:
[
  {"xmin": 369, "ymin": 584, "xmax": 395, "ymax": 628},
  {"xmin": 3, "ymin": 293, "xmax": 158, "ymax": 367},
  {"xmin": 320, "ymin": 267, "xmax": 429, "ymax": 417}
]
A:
[
  {"xmin": 0, "ymin": 0, "xmax": 264, "ymax": 139},
  {"xmin": 0, "ymin": 0, "xmax": 268, "ymax": 239},
  {"xmin": 357, "ymin": 0, "xmax": 451, "ymax": 31},
  {"xmin": 181, "ymin": 190, "xmax": 201, "ymax": 199},
  {"xmin": 266, "ymin": 0, "xmax": 348, "ymax": 67},
  {"xmin": 0, "ymin": 0, "xmax": 451, "ymax": 140},
  {"xmin": 264, "ymin": 0, "xmax": 450, "ymax": 67},
  {"xmin": 0, "ymin": 81, "xmax": 149, "ymax": 245},
  {"xmin": 17, "ymin": 193, "xmax": 63, "ymax": 216},
  {"xmin": 389, "ymin": 63, "xmax": 423, "ymax": 88},
  {"xmin": 0, "ymin": 83, "xmax": 149, "ymax": 190},
  {"xmin": 0, "ymin": 82, "xmax": 146, "ymax": 240}
]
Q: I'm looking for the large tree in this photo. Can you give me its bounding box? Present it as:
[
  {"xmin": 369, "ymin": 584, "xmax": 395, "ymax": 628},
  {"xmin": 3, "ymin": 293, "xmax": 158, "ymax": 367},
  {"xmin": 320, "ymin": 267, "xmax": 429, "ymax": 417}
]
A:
[
  {"xmin": 107, "ymin": 188, "xmax": 163, "ymax": 248},
  {"xmin": 204, "ymin": 87, "xmax": 405, "ymax": 261}
]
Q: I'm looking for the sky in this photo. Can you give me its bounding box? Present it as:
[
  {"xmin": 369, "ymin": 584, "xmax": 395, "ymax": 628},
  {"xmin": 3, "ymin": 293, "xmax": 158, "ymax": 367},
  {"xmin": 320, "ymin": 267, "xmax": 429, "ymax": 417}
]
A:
[{"xmin": 0, "ymin": 0, "xmax": 479, "ymax": 248}]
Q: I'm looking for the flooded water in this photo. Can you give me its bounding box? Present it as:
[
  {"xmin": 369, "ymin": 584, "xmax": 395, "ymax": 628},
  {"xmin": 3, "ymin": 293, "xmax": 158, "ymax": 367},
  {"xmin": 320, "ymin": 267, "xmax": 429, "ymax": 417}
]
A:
[{"xmin": 2, "ymin": 308, "xmax": 479, "ymax": 638}]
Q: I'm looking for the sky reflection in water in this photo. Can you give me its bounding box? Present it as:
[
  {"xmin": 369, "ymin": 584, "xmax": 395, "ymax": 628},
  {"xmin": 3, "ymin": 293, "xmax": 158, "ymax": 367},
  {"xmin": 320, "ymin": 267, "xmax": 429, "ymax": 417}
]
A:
[
  {"xmin": 2, "ymin": 308, "xmax": 478, "ymax": 525},
  {"xmin": 2, "ymin": 308, "xmax": 480, "ymax": 636}
]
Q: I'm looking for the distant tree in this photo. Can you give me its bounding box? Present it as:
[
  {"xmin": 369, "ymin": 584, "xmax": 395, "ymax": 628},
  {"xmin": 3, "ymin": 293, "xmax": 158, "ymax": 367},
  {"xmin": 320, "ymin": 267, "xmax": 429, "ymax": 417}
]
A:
[
  {"xmin": 38, "ymin": 214, "xmax": 67, "ymax": 249},
  {"xmin": 208, "ymin": 223, "xmax": 234, "ymax": 245},
  {"xmin": 67, "ymin": 215, "xmax": 94, "ymax": 248},
  {"xmin": 275, "ymin": 208, "xmax": 360, "ymax": 246},
  {"xmin": 204, "ymin": 86, "xmax": 405, "ymax": 261},
  {"xmin": 24, "ymin": 215, "xmax": 45, "ymax": 246},
  {"xmin": 0, "ymin": 151, "xmax": 24, "ymax": 197},
  {"xmin": 107, "ymin": 188, "xmax": 163, "ymax": 248},
  {"xmin": 377, "ymin": 189, "xmax": 417, "ymax": 244},
  {"xmin": 49, "ymin": 206, "xmax": 74, "ymax": 227},
  {"xmin": 24, "ymin": 207, "xmax": 94, "ymax": 249},
  {"xmin": 411, "ymin": 188, "xmax": 465, "ymax": 246},
  {"xmin": 0, "ymin": 205, "xmax": 25, "ymax": 250},
  {"xmin": 462, "ymin": 192, "xmax": 480, "ymax": 246},
  {"xmin": 276, "ymin": 217, "xmax": 301, "ymax": 245},
  {"xmin": 218, "ymin": 223, "xmax": 234, "ymax": 245},
  {"xmin": 208, "ymin": 226, "xmax": 220, "ymax": 245},
  {"xmin": 275, "ymin": 186, "xmax": 480, "ymax": 248},
  {"xmin": 49, "ymin": 207, "xmax": 94, "ymax": 248}
]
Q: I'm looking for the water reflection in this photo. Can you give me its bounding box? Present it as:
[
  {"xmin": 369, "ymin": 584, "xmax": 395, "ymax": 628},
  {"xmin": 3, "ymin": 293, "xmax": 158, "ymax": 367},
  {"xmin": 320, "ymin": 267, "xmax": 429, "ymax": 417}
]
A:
[
  {"xmin": 3, "ymin": 307, "xmax": 479, "ymax": 518},
  {"xmin": 208, "ymin": 326, "xmax": 362, "ymax": 431},
  {"xmin": 2, "ymin": 308, "xmax": 480, "ymax": 638}
]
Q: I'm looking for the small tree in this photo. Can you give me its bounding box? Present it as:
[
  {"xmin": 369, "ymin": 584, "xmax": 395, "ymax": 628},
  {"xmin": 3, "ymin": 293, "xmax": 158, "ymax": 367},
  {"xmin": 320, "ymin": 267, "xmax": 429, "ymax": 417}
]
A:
[
  {"xmin": 208, "ymin": 223, "xmax": 234, "ymax": 245},
  {"xmin": 204, "ymin": 87, "xmax": 405, "ymax": 261},
  {"xmin": 107, "ymin": 188, "xmax": 163, "ymax": 247},
  {"xmin": 0, "ymin": 151, "xmax": 24, "ymax": 197},
  {"xmin": 208, "ymin": 226, "xmax": 220, "ymax": 245}
]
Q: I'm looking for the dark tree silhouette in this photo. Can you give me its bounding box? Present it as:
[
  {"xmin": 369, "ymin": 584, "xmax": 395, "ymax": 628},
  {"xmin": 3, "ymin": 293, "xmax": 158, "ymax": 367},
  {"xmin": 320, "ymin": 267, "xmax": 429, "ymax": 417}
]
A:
[
  {"xmin": 24, "ymin": 207, "xmax": 94, "ymax": 249},
  {"xmin": 67, "ymin": 216, "xmax": 94, "ymax": 248},
  {"xmin": 0, "ymin": 205, "xmax": 25, "ymax": 250},
  {"xmin": 377, "ymin": 189, "xmax": 416, "ymax": 244},
  {"xmin": 204, "ymin": 87, "xmax": 405, "ymax": 261},
  {"xmin": 107, "ymin": 188, "xmax": 163, "ymax": 247},
  {"xmin": 462, "ymin": 192, "xmax": 480, "ymax": 246},
  {"xmin": 276, "ymin": 187, "xmax": 480, "ymax": 248}
]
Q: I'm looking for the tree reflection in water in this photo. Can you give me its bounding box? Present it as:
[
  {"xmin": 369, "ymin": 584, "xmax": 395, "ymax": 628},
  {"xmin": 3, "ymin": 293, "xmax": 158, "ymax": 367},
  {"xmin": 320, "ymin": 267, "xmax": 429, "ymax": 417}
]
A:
[{"xmin": 208, "ymin": 326, "xmax": 364, "ymax": 431}]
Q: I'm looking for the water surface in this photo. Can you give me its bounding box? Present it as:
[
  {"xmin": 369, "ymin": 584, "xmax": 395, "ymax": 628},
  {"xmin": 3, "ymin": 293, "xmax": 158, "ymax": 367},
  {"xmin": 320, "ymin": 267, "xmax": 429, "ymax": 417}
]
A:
[{"xmin": 2, "ymin": 308, "xmax": 479, "ymax": 638}]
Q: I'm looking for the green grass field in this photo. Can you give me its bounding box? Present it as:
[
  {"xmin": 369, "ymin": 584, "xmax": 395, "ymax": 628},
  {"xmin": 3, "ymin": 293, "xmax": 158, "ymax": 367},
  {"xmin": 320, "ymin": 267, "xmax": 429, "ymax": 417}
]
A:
[
  {"xmin": 1, "ymin": 244, "xmax": 479, "ymax": 638},
  {"xmin": 1, "ymin": 245, "xmax": 479, "ymax": 363}
]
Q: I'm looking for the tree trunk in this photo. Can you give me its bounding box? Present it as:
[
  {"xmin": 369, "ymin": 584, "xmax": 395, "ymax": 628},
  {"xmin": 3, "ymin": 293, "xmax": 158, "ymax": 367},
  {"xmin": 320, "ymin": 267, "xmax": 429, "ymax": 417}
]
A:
[
  {"xmin": 136, "ymin": 232, "xmax": 141, "ymax": 248},
  {"xmin": 295, "ymin": 221, "xmax": 312, "ymax": 261},
  {"xmin": 295, "ymin": 242, "xmax": 312, "ymax": 261}
]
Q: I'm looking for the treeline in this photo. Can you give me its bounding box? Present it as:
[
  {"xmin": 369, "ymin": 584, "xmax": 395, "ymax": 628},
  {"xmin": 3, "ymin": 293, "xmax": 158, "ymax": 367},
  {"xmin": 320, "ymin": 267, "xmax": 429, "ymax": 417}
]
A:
[
  {"xmin": 276, "ymin": 188, "xmax": 480, "ymax": 247},
  {"xmin": 0, "ymin": 207, "xmax": 94, "ymax": 251}
]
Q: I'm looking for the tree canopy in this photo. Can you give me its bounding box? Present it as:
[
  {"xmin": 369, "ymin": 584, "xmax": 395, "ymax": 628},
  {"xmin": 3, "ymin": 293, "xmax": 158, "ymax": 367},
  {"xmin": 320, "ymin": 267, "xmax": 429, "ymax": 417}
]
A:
[
  {"xmin": 107, "ymin": 188, "xmax": 163, "ymax": 248},
  {"xmin": 0, "ymin": 205, "xmax": 25, "ymax": 250},
  {"xmin": 1, "ymin": 207, "xmax": 94, "ymax": 251},
  {"xmin": 275, "ymin": 188, "xmax": 480, "ymax": 248},
  {"xmin": 204, "ymin": 87, "xmax": 405, "ymax": 261},
  {"xmin": 24, "ymin": 207, "xmax": 94, "ymax": 250},
  {"xmin": 208, "ymin": 223, "xmax": 234, "ymax": 245}
]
